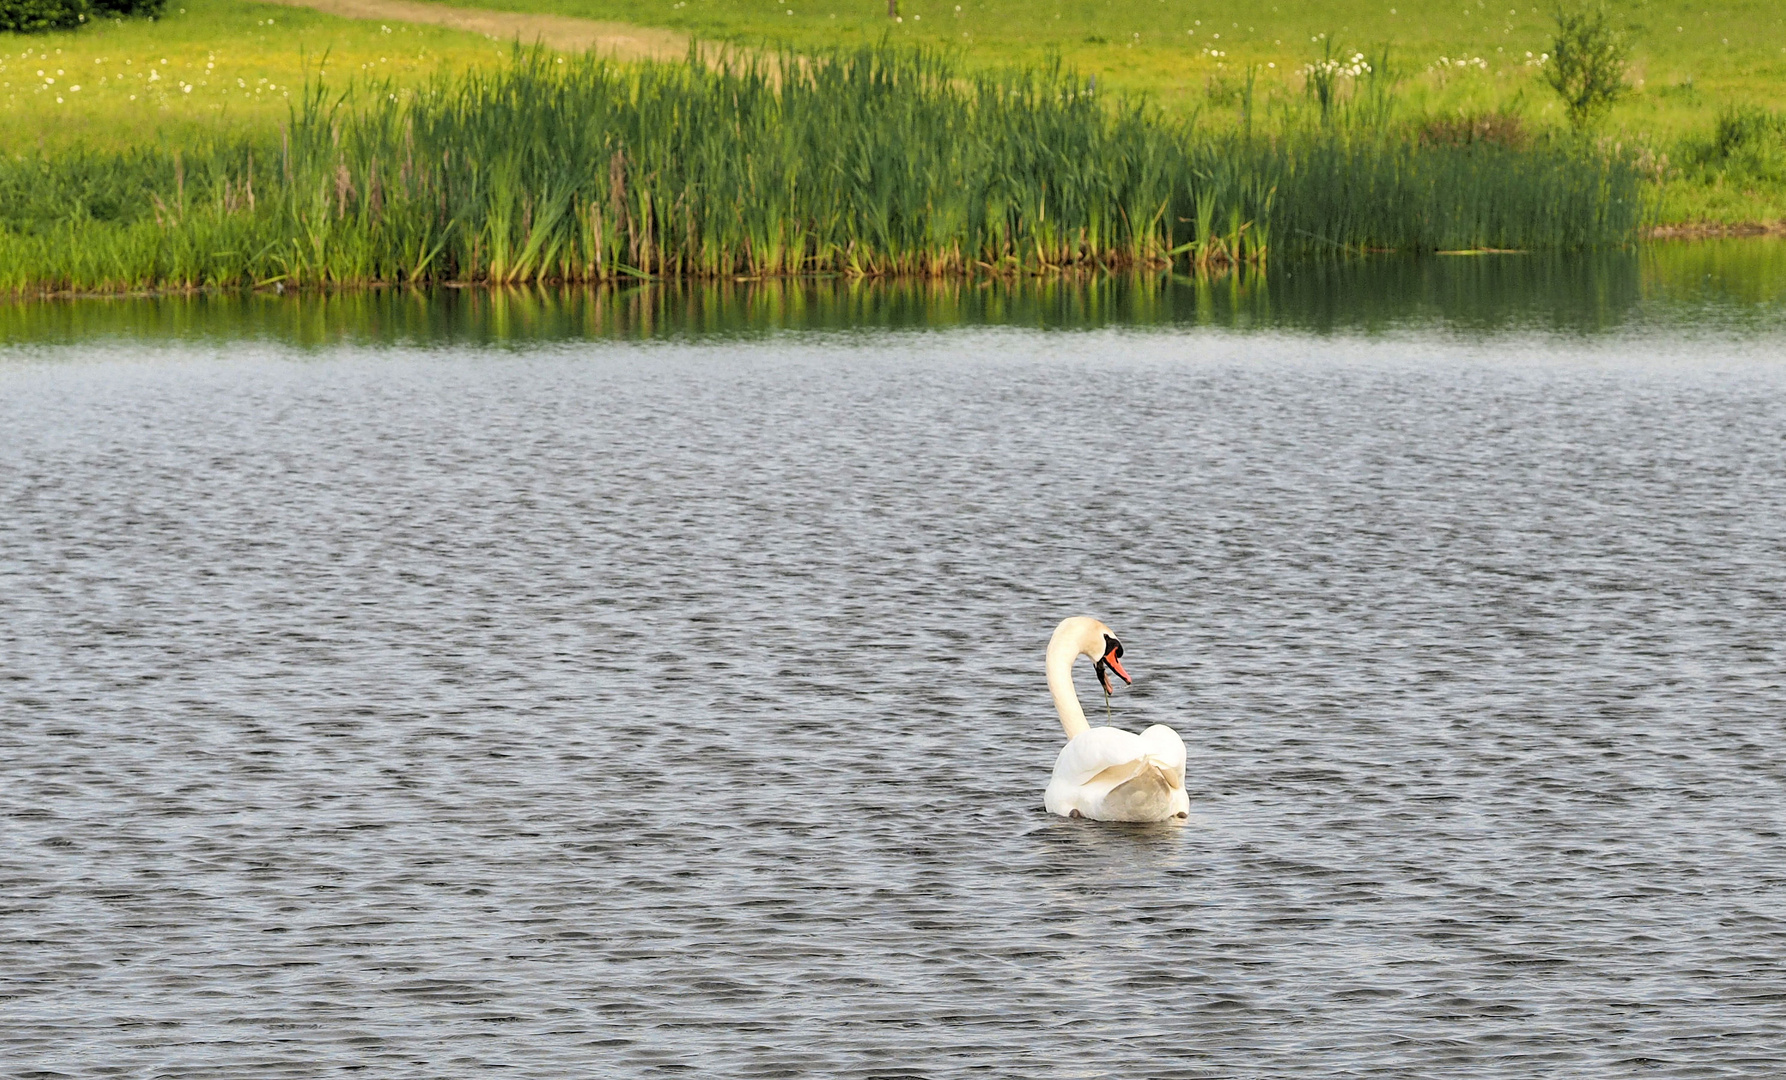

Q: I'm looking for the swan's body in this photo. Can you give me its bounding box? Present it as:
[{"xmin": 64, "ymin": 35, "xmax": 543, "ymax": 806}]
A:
[
  {"xmin": 1044, "ymin": 723, "xmax": 1190, "ymax": 822},
  {"xmin": 1042, "ymin": 617, "xmax": 1189, "ymax": 822}
]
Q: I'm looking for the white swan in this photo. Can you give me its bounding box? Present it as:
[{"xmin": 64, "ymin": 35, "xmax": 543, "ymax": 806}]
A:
[{"xmin": 1043, "ymin": 616, "xmax": 1189, "ymax": 822}]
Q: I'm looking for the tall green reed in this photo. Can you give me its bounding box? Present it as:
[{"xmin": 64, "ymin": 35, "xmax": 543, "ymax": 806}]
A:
[{"xmin": 0, "ymin": 44, "xmax": 1643, "ymax": 295}]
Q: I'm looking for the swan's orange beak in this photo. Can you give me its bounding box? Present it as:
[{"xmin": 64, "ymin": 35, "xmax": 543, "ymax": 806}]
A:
[{"xmin": 1094, "ymin": 650, "xmax": 1130, "ymax": 695}]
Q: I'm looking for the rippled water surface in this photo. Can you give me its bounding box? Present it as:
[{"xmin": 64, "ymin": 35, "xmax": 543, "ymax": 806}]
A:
[{"xmin": 5, "ymin": 272, "xmax": 1786, "ymax": 1077}]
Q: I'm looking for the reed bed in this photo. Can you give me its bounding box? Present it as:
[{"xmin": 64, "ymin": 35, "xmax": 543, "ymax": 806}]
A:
[{"xmin": 0, "ymin": 45, "xmax": 1644, "ymax": 294}]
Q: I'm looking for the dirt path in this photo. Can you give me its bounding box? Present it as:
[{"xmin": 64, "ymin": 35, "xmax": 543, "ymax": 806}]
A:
[{"xmin": 256, "ymin": 0, "xmax": 692, "ymax": 62}]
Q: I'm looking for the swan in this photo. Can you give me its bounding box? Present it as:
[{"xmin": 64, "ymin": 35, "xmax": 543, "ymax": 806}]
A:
[{"xmin": 1043, "ymin": 616, "xmax": 1189, "ymax": 822}]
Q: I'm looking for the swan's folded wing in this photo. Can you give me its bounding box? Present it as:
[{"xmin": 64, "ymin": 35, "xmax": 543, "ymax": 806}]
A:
[
  {"xmin": 1136, "ymin": 724, "xmax": 1187, "ymax": 773},
  {"xmin": 1051, "ymin": 727, "xmax": 1151, "ymax": 787}
]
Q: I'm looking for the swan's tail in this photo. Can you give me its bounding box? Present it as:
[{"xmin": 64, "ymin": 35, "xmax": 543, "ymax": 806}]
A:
[{"xmin": 1103, "ymin": 758, "xmax": 1177, "ymax": 822}]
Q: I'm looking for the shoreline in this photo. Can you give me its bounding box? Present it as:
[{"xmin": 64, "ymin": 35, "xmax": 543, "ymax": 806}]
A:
[
  {"xmin": 7, "ymin": 234, "xmax": 1783, "ymax": 303},
  {"xmin": 1646, "ymin": 221, "xmax": 1786, "ymax": 240}
]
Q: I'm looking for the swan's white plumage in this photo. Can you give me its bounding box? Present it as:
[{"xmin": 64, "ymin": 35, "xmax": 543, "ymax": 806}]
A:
[
  {"xmin": 1041, "ymin": 617, "xmax": 1189, "ymax": 822},
  {"xmin": 1044, "ymin": 724, "xmax": 1190, "ymax": 821},
  {"xmin": 1049, "ymin": 724, "xmax": 1187, "ymax": 789}
]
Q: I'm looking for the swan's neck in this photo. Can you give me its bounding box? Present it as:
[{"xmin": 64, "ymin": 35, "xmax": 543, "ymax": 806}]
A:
[{"xmin": 1046, "ymin": 635, "xmax": 1090, "ymax": 740}]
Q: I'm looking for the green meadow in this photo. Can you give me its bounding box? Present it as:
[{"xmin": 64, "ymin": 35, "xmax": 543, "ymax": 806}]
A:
[
  {"xmin": 451, "ymin": 0, "xmax": 1784, "ymax": 126},
  {"xmin": 0, "ymin": 1, "xmax": 519, "ymax": 151}
]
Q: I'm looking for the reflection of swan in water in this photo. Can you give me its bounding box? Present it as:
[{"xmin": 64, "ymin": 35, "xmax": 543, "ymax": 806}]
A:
[{"xmin": 1042, "ymin": 617, "xmax": 1189, "ymax": 823}]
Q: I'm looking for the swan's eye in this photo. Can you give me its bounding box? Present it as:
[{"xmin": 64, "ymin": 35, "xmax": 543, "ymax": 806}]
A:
[{"xmin": 1104, "ymin": 634, "xmax": 1123, "ymax": 659}]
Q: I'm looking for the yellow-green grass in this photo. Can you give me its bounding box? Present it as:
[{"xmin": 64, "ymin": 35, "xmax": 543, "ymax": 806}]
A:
[
  {"xmin": 381, "ymin": 0, "xmax": 1782, "ymax": 122},
  {"xmin": 0, "ymin": 0, "xmax": 517, "ymax": 152}
]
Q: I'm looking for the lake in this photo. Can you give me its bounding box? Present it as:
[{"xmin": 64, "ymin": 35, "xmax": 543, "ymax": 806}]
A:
[{"xmin": 4, "ymin": 244, "xmax": 1785, "ymax": 1078}]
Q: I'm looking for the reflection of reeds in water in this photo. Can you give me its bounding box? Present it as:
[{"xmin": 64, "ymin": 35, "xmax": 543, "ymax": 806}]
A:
[
  {"xmin": 0, "ymin": 274, "xmax": 1279, "ymax": 342},
  {"xmin": 0, "ymin": 45, "xmax": 1643, "ymax": 295},
  {"xmin": 21, "ymin": 243, "xmax": 1781, "ymax": 344}
]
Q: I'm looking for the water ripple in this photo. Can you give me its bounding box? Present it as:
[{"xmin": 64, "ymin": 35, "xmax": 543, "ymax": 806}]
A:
[{"xmin": 3, "ymin": 330, "xmax": 1784, "ymax": 1077}]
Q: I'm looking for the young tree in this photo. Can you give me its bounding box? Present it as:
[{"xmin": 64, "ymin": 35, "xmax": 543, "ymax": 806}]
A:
[{"xmin": 1545, "ymin": 3, "xmax": 1631, "ymax": 129}]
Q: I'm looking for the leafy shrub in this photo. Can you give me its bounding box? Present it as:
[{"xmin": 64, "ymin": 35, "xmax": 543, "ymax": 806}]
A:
[
  {"xmin": 90, "ymin": 0, "xmax": 165, "ymax": 16},
  {"xmin": 1708, "ymin": 107, "xmax": 1786, "ymax": 161},
  {"xmin": 1675, "ymin": 106, "xmax": 1786, "ymax": 189},
  {"xmin": 1417, "ymin": 112, "xmax": 1530, "ymax": 150},
  {"xmin": 1544, "ymin": 3, "xmax": 1631, "ymax": 129},
  {"xmin": 0, "ymin": 0, "xmax": 161, "ymax": 33},
  {"xmin": 0, "ymin": 0, "xmax": 85, "ymax": 33},
  {"xmin": 1205, "ymin": 73, "xmax": 1244, "ymax": 108}
]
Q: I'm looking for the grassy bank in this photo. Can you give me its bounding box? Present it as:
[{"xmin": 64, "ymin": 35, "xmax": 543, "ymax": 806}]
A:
[
  {"xmin": 0, "ymin": 44, "xmax": 1642, "ymax": 294},
  {"xmin": 369, "ymin": 0, "xmax": 1786, "ymax": 224},
  {"xmin": 2, "ymin": 0, "xmax": 1780, "ymax": 227}
]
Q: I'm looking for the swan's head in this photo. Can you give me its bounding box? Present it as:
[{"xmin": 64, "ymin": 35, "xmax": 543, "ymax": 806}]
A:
[
  {"xmin": 1092, "ymin": 629, "xmax": 1130, "ymax": 696},
  {"xmin": 1051, "ymin": 616, "xmax": 1131, "ymax": 695}
]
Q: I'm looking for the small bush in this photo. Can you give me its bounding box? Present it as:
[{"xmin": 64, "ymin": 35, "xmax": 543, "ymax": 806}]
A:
[
  {"xmin": 0, "ymin": 0, "xmax": 85, "ymax": 33},
  {"xmin": 1675, "ymin": 106, "xmax": 1786, "ymax": 191},
  {"xmin": 0, "ymin": 0, "xmax": 161, "ymax": 32},
  {"xmin": 1708, "ymin": 106, "xmax": 1786, "ymax": 161},
  {"xmin": 1205, "ymin": 74, "xmax": 1243, "ymax": 108},
  {"xmin": 1544, "ymin": 3, "xmax": 1631, "ymax": 129},
  {"xmin": 90, "ymin": 0, "xmax": 166, "ymax": 15},
  {"xmin": 1417, "ymin": 112, "xmax": 1530, "ymax": 150}
]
